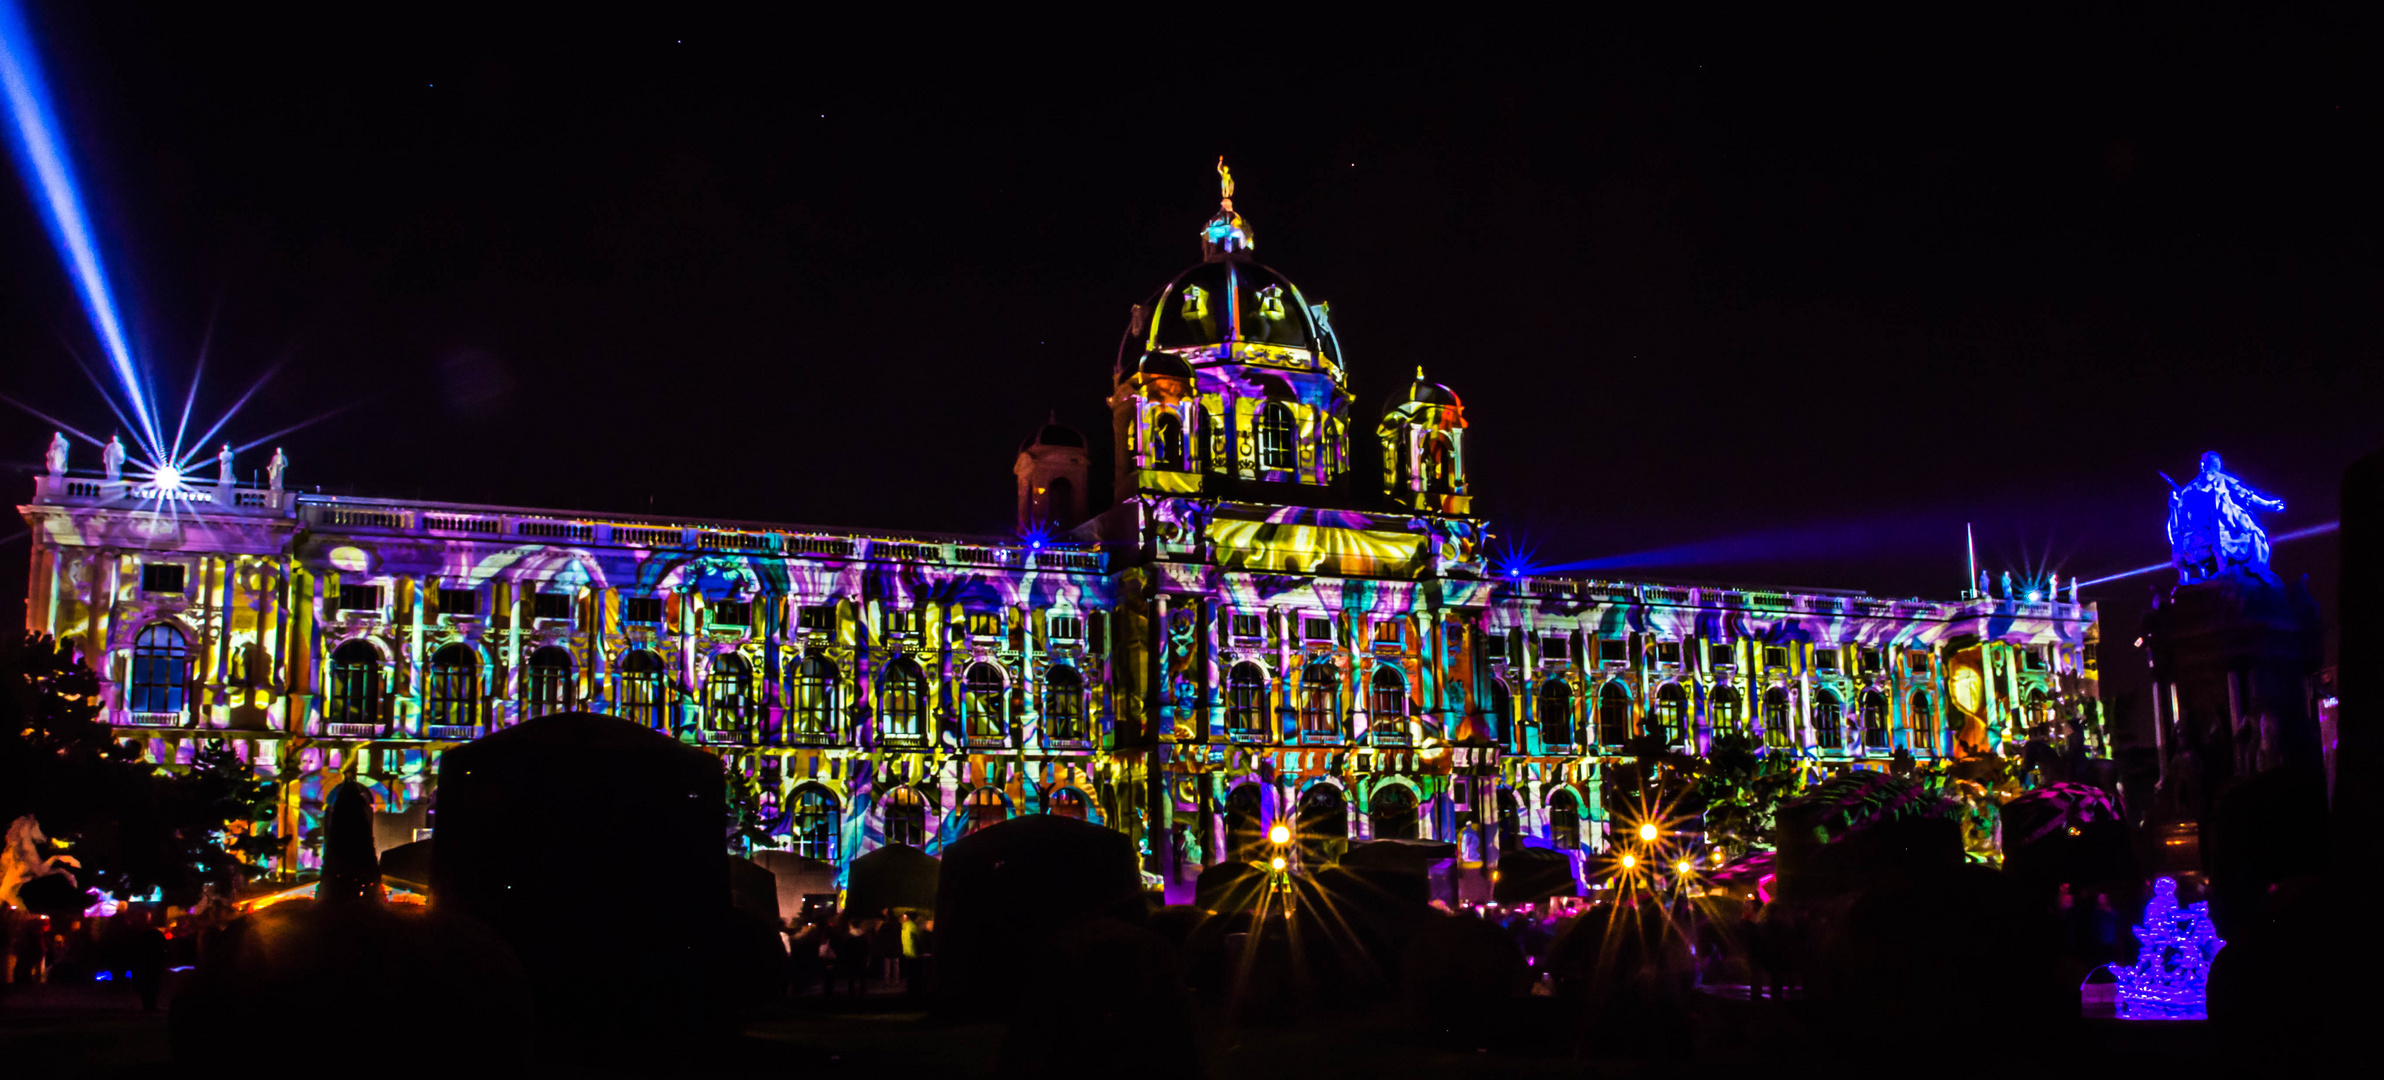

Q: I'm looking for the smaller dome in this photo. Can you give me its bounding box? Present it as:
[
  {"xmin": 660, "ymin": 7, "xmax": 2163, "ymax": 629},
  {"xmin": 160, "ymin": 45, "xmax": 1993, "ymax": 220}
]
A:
[
  {"xmin": 1132, "ymin": 351, "xmax": 1194, "ymax": 381},
  {"xmin": 1390, "ymin": 367, "xmax": 1460, "ymax": 409},
  {"xmin": 1021, "ymin": 418, "xmax": 1087, "ymax": 452}
]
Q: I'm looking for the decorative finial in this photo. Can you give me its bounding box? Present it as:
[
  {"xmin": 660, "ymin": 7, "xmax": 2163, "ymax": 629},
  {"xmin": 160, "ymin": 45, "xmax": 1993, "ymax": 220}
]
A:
[
  {"xmin": 1416, "ymin": 366, "xmax": 1427, "ymax": 382},
  {"xmin": 1200, "ymin": 158, "xmax": 1255, "ymax": 260}
]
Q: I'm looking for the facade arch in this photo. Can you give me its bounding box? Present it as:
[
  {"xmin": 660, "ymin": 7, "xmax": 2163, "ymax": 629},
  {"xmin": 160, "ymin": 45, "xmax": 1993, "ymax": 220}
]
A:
[
  {"xmin": 879, "ymin": 656, "xmax": 929, "ymax": 743},
  {"xmin": 1709, "ymin": 685, "xmax": 1745, "ymax": 738},
  {"xmin": 426, "ymin": 643, "xmax": 485, "ymax": 731},
  {"xmin": 127, "ymin": 622, "xmax": 192, "ymax": 719},
  {"xmin": 1596, "ymin": 680, "xmax": 1631, "ymax": 745},
  {"xmin": 790, "ymin": 783, "xmax": 841, "ymax": 862},
  {"xmin": 1545, "ymin": 787, "xmax": 1583, "ymax": 850},
  {"xmin": 523, "ymin": 645, "xmax": 575, "ymax": 718},
  {"xmin": 1041, "ymin": 664, "xmax": 1088, "ymax": 742},
  {"xmin": 618, "ymin": 649, "xmax": 669, "ymax": 731},
  {"xmin": 1369, "ymin": 779, "xmax": 1421, "ymax": 840},
  {"xmin": 1537, "ymin": 678, "xmax": 1577, "ymax": 747},
  {"xmin": 1652, "ymin": 682, "xmax": 1687, "ymax": 744},
  {"xmin": 1761, "ymin": 685, "xmax": 1792, "ymax": 749},
  {"xmin": 879, "ymin": 785, "xmax": 930, "ymax": 848},
  {"xmin": 962, "ymin": 786, "xmax": 1011, "ymax": 835},
  {"xmin": 1860, "ymin": 689, "xmax": 1890, "ymax": 749},
  {"xmin": 1910, "ymin": 690, "xmax": 1937, "ymax": 749},
  {"xmin": 1298, "ymin": 658, "xmax": 1341, "ymax": 735},
  {"xmin": 963, "ymin": 661, "xmax": 1008, "ymax": 742},
  {"xmin": 1225, "ymin": 661, "xmax": 1269, "ymax": 734},
  {"xmin": 790, "ymin": 653, "xmax": 841, "ymax": 743},
  {"xmin": 1296, "ymin": 781, "xmax": 1349, "ymax": 865},
  {"xmin": 1224, "ymin": 781, "xmax": 1266, "ymax": 862},
  {"xmin": 326, "ymin": 637, "xmax": 387, "ymax": 730},
  {"xmin": 1812, "ymin": 689, "xmax": 1845, "ymax": 749}
]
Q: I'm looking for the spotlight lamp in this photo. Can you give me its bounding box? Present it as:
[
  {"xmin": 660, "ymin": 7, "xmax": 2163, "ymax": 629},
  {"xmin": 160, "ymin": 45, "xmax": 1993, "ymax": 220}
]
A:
[
  {"xmin": 1268, "ymin": 824, "xmax": 1291, "ymax": 845},
  {"xmin": 1674, "ymin": 859, "xmax": 1692, "ymax": 876},
  {"xmin": 1619, "ymin": 853, "xmax": 1637, "ymax": 870},
  {"xmin": 1269, "ymin": 855, "xmax": 1287, "ymax": 871},
  {"xmin": 1637, "ymin": 822, "xmax": 1659, "ymax": 842}
]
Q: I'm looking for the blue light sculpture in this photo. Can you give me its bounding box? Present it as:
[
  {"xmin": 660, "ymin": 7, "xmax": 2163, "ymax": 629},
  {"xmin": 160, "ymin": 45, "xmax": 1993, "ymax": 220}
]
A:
[
  {"xmin": 2164, "ymin": 452, "xmax": 2285, "ymax": 585},
  {"xmin": 2109, "ymin": 876, "xmax": 2224, "ymax": 1020}
]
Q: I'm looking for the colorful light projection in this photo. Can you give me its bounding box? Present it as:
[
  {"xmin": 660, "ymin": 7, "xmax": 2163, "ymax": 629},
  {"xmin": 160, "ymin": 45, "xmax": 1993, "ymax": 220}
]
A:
[{"xmin": 2109, "ymin": 876, "xmax": 2223, "ymax": 1020}]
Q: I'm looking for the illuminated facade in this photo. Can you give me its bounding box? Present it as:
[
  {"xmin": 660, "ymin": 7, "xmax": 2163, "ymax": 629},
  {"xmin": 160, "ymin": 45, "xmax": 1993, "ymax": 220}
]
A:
[{"xmin": 15, "ymin": 179, "xmax": 2100, "ymax": 887}]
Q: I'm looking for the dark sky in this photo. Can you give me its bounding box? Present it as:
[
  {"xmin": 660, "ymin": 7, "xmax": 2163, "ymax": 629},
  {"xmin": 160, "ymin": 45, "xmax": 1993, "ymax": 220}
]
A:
[{"xmin": 5, "ymin": 7, "xmax": 2381, "ymax": 724}]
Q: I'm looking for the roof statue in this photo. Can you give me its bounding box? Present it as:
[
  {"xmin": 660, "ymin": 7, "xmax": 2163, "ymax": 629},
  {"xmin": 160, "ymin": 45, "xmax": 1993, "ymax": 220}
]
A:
[
  {"xmin": 44, "ymin": 432, "xmax": 66, "ymax": 477},
  {"xmin": 2164, "ymin": 451, "xmax": 2286, "ymax": 585},
  {"xmin": 101, "ymin": 434, "xmax": 124, "ymax": 481},
  {"xmin": 1201, "ymin": 156, "xmax": 1253, "ymax": 260}
]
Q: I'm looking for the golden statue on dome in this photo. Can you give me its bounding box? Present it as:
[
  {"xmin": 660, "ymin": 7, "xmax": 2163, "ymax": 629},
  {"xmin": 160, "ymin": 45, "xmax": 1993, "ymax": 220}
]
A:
[{"xmin": 1202, "ymin": 156, "xmax": 1253, "ymax": 259}]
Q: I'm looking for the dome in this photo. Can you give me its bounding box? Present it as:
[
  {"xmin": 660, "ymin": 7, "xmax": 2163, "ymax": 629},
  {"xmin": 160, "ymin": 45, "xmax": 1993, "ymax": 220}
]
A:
[
  {"xmin": 1389, "ymin": 368, "xmax": 1461, "ymax": 409},
  {"xmin": 1142, "ymin": 259, "xmax": 1319, "ymax": 353},
  {"xmin": 1020, "ymin": 418, "xmax": 1087, "ymax": 452},
  {"xmin": 1133, "ymin": 351, "xmax": 1194, "ymax": 380}
]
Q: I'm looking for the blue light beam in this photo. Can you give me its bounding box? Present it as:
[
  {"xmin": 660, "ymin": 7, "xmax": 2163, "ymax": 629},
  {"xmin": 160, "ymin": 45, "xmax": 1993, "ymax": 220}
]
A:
[
  {"xmin": 2075, "ymin": 520, "xmax": 2339, "ymax": 589},
  {"xmin": 0, "ymin": 0, "xmax": 161, "ymax": 455}
]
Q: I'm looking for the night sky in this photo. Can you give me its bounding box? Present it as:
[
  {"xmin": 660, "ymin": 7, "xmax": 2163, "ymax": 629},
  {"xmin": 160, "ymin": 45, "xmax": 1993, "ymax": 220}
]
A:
[{"xmin": 4, "ymin": 8, "xmax": 2380, "ymax": 734}]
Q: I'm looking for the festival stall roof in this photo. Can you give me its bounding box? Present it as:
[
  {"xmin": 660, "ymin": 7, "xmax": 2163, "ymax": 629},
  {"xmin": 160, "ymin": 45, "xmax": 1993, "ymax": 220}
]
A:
[
  {"xmin": 844, "ymin": 844, "xmax": 938, "ymax": 915},
  {"xmin": 750, "ymin": 851, "xmax": 836, "ymax": 921}
]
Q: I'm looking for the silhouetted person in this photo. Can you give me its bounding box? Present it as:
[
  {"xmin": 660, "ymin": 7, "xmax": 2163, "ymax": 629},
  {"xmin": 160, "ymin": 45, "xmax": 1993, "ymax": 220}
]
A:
[{"xmin": 131, "ymin": 914, "xmax": 167, "ymax": 1011}]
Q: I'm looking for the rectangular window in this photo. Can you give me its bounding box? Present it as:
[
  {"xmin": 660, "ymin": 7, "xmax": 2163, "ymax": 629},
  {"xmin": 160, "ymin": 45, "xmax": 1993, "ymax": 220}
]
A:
[
  {"xmin": 625, "ymin": 597, "xmax": 664, "ymax": 624},
  {"xmin": 1908, "ymin": 650, "xmax": 1934, "ymax": 672},
  {"xmin": 1485, "ymin": 630, "xmax": 1510, "ymax": 662},
  {"xmin": 799, "ymin": 604, "xmax": 836, "ymax": 631},
  {"xmin": 1763, "ymin": 645, "xmax": 1790, "ymax": 670},
  {"xmin": 1375, "ymin": 620, "xmax": 1404, "ymax": 644},
  {"xmin": 966, "ymin": 612, "xmax": 1001, "ymax": 638},
  {"xmin": 1708, "ymin": 641, "xmax": 1735, "ymax": 668},
  {"xmin": 140, "ymin": 563, "xmax": 185, "ymax": 594},
  {"xmin": 2082, "ymin": 643, "xmax": 2098, "ymax": 668},
  {"xmin": 1230, "ymin": 612, "xmax": 1264, "ymax": 640},
  {"xmin": 1541, "ymin": 635, "xmax": 1569, "ymax": 660},
  {"xmin": 338, "ymin": 584, "xmax": 383, "ymax": 612},
  {"xmin": 1859, "ymin": 646, "xmax": 1883, "ymax": 672},
  {"xmin": 1654, "ymin": 640, "xmax": 1682, "ymax": 665},
  {"xmin": 1303, "ymin": 616, "xmax": 1334, "ymax": 642},
  {"xmin": 1813, "ymin": 648, "xmax": 1840, "ymax": 673},
  {"xmin": 531, "ymin": 592, "xmax": 574, "ymax": 620},
  {"xmin": 1088, "ymin": 611, "xmax": 1107, "ymax": 654},
  {"xmin": 2022, "ymin": 647, "xmax": 2048, "ymax": 671},
  {"xmin": 1596, "ymin": 636, "xmax": 1629, "ymax": 664},
  {"xmin": 1047, "ymin": 614, "xmax": 1083, "ymax": 642},
  {"xmin": 711, "ymin": 600, "xmax": 750, "ymax": 626},
  {"xmin": 437, "ymin": 588, "xmax": 478, "ymax": 617}
]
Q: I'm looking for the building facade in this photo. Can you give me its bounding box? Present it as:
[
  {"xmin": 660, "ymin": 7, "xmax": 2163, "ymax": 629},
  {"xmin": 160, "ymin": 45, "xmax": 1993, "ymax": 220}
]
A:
[{"xmin": 16, "ymin": 183, "xmax": 2101, "ymax": 889}]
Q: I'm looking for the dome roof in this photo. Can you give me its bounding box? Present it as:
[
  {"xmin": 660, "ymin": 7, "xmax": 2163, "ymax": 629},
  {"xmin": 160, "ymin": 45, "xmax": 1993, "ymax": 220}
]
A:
[
  {"xmin": 1020, "ymin": 416, "xmax": 1087, "ymax": 451},
  {"xmin": 1133, "ymin": 351, "xmax": 1193, "ymax": 380},
  {"xmin": 1118, "ymin": 258, "xmax": 1335, "ymax": 384},
  {"xmin": 1390, "ymin": 368, "xmax": 1461, "ymax": 409}
]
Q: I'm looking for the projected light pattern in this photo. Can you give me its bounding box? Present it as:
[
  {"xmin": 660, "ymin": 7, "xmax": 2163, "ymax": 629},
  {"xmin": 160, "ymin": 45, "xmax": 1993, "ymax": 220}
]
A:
[
  {"xmin": 17, "ymin": 168, "xmax": 2102, "ymax": 890},
  {"xmin": 0, "ymin": 0, "xmax": 160, "ymax": 453}
]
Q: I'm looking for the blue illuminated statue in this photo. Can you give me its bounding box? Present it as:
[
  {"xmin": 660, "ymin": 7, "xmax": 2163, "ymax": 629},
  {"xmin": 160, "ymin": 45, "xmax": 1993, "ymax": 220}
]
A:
[
  {"xmin": 2109, "ymin": 876, "xmax": 2223, "ymax": 1020},
  {"xmin": 2164, "ymin": 452, "xmax": 2285, "ymax": 585}
]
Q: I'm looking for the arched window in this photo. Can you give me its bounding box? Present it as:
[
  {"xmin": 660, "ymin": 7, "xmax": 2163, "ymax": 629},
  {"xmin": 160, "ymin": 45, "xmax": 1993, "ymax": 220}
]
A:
[
  {"xmin": 427, "ymin": 644, "xmax": 482, "ymax": 731},
  {"xmin": 327, "ymin": 639, "xmax": 384, "ymax": 730},
  {"xmin": 1653, "ymin": 683, "xmax": 1687, "ymax": 744},
  {"xmin": 964, "ymin": 787, "xmax": 1010, "ymax": 834},
  {"xmin": 881, "ymin": 786, "xmax": 928, "ymax": 847},
  {"xmin": 1194, "ymin": 406, "xmax": 1217, "ymax": 472},
  {"xmin": 1225, "ymin": 782, "xmax": 1265, "ymax": 862},
  {"xmin": 1369, "ymin": 666, "xmax": 1406, "ymax": 723},
  {"xmin": 1495, "ymin": 788, "xmax": 1522, "ymax": 852},
  {"xmin": 1860, "ymin": 690, "xmax": 1890, "ymax": 749},
  {"xmin": 1597, "ymin": 681, "xmax": 1631, "ymax": 745},
  {"xmin": 1710, "ymin": 686, "xmax": 1744, "ymax": 737},
  {"xmin": 1226, "ymin": 662, "xmax": 1268, "ymax": 734},
  {"xmin": 879, "ymin": 658, "xmax": 927, "ymax": 743},
  {"xmin": 618, "ymin": 650, "xmax": 667, "ymax": 731},
  {"xmin": 2026, "ymin": 688, "xmax": 2053, "ymax": 733},
  {"xmin": 1371, "ymin": 783, "xmax": 1419, "ymax": 841},
  {"xmin": 1046, "ymin": 787, "xmax": 1088, "ymax": 820},
  {"xmin": 792, "ymin": 785, "xmax": 840, "ymax": 862},
  {"xmin": 1151, "ymin": 410, "xmax": 1184, "ymax": 470},
  {"xmin": 1296, "ymin": 784, "xmax": 1347, "ymax": 866},
  {"xmin": 709, "ymin": 652, "xmax": 753, "ymax": 735},
  {"xmin": 1488, "ymin": 680, "xmax": 1514, "ymax": 750},
  {"xmin": 1537, "ymin": 679, "xmax": 1576, "ymax": 747},
  {"xmin": 1547, "ymin": 790, "xmax": 1582, "ymax": 851},
  {"xmin": 1042, "ymin": 665, "xmax": 1087, "ymax": 742},
  {"xmin": 1421, "ymin": 431, "xmax": 1455, "ymax": 493},
  {"xmin": 1258, "ymin": 401, "xmax": 1297, "ymax": 471},
  {"xmin": 1909, "ymin": 691, "xmax": 1937, "ymax": 750},
  {"xmin": 128, "ymin": 623, "xmax": 189, "ymax": 719},
  {"xmin": 1762, "ymin": 686, "xmax": 1793, "ymax": 749},
  {"xmin": 963, "ymin": 663, "xmax": 1006, "ymax": 742},
  {"xmin": 1299, "ymin": 660, "xmax": 1340, "ymax": 734},
  {"xmin": 524, "ymin": 646, "xmax": 574, "ymax": 719},
  {"xmin": 791, "ymin": 654, "xmax": 840, "ymax": 743},
  {"xmin": 1813, "ymin": 690, "xmax": 1845, "ymax": 750}
]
